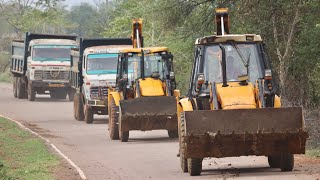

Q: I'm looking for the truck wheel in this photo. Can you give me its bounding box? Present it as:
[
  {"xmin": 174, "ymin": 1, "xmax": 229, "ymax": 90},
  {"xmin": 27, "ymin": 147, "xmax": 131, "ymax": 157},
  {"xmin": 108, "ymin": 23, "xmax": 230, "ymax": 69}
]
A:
[
  {"xmin": 28, "ymin": 85, "xmax": 36, "ymax": 101},
  {"xmin": 68, "ymin": 89, "xmax": 75, "ymax": 101},
  {"xmin": 84, "ymin": 106, "xmax": 94, "ymax": 124},
  {"xmin": 280, "ymin": 153, "xmax": 294, "ymax": 171},
  {"xmin": 179, "ymin": 112, "xmax": 188, "ymax": 172},
  {"xmin": 73, "ymin": 93, "xmax": 84, "ymax": 121},
  {"xmin": 187, "ymin": 158, "xmax": 202, "ymax": 176},
  {"xmin": 17, "ymin": 77, "xmax": 25, "ymax": 99},
  {"xmin": 168, "ymin": 129, "xmax": 178, "ymax": 138},
  {"xmin": 13, "ymin": 77, "xmax": 17, "ymax": 98},
  {"xmin": 268, "ymin": 155, "xmax": 280, "ymax": 168},
  {"xmin": 118, "ymin": 107, "xmax": 129, "ymax": 142},
  {"xmin": 109, "ymin": 98, "xmax": 119, "ymax": 140}
]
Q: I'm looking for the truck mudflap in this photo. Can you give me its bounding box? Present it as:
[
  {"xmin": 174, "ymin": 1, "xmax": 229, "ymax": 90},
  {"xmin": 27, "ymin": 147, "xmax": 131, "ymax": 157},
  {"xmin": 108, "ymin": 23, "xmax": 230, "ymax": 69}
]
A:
[
  {"xmin": 182, "ymin": 107, "xmax": 308, "ymax": 159},
  {"xmin": 119, "ymin": 96, "xmax": 177, "ymax": 131}
]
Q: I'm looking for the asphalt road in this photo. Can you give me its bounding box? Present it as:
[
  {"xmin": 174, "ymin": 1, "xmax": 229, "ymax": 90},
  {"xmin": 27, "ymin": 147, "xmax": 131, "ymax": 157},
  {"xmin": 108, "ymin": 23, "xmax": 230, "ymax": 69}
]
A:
[{"xmin": 0, "ymin": 83, "xmax": 316, "ymax": 180}]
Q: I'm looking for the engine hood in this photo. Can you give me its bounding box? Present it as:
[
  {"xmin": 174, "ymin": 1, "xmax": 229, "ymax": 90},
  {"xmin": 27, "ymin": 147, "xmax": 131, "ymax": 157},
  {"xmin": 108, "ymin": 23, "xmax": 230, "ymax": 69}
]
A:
[
  {"xmin": 216, "ymin": 82, "xmax": 256, "ymax": 109},
  {"xmin": 85, "ymin": 74, "xmax": 116, "ymax": 87}
]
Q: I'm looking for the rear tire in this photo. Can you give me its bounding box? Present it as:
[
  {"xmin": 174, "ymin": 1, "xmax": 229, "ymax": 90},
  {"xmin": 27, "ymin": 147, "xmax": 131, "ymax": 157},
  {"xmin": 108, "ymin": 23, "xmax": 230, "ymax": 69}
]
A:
[
  {"xmin": 109, "ymin": 98, "xmax": 119, "ymax": 140},
  {"xmin": 73, "ymin": 93, "xmax": 84, "ymax": 121},
  {"xmin": 84, "ymin": 106, "xmax": 94, "ymax": 124},
  {"xmin": 28, "ymin": 85, "xmax": 35, "ymax": 101},
  {"xmin": 268, "ymin": 155, "xmax": 280, "ymax": 168},
  {"xmin": 13, "ymin": 77, "xmax": 17, "ymax": 98},
  {"xmin": 168, "ymin": 129, "xmax": 178, "ymax": 138},
  {"xmin": 280, "ymin": 153, "xmax": 294, "ymax": 171},
  {"xmin": 179, "ymin": 112, "xmax": 188, "ymax": 172},
  {"xmin": 68, "ymin": 89, "xmax": 75, "ymax": 101},
  {"xmin": 187, "ymin": 158, "xmax": 202, "ymax": 176},
  {"xmin": 17, "ymin": 77, "xmax": 26, "ymax": 99}
]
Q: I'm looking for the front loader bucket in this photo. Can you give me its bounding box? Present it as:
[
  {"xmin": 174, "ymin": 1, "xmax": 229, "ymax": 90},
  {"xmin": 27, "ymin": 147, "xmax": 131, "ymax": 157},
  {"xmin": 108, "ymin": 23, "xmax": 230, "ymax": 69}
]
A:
[
  {"xmin": 119, "ymin": 96, "xmax": 177, "ymax": 131},
  {"xmin": 183, "ymin": 107, "xmax": 308, "ymax": 159}
]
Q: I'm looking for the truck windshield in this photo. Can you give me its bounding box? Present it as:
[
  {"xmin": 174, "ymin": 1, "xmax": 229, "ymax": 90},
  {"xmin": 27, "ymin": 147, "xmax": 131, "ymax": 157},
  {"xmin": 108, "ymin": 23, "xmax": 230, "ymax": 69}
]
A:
[
  {"xmin": 87, "ymin": 54, "xmax": 118, "ymax": 75},
  {"xmin": 32, "ymin": 45, "xmax": 76, "ymax": 61},
  {"xmin": 202, "ymin": 43, "xmax": 263, "ymax": 83},
  {"xmin": 127, "ymin": 53, "xmax": 167, "ymax": 81}
]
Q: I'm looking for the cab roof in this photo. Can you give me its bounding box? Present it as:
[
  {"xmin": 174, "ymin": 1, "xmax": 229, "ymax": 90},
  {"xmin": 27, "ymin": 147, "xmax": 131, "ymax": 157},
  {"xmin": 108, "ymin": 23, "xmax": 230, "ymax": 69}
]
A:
[
  {"xmin": 83, "ymin": 45, "xmax": 132, "ymax": 55},
  {"xmin": 195, "ymin": 34, "xmax": 262, "ymax": 45},
  {"xmin": 120, "ymin": 47, "xmax": 169, "ymax": 54}
]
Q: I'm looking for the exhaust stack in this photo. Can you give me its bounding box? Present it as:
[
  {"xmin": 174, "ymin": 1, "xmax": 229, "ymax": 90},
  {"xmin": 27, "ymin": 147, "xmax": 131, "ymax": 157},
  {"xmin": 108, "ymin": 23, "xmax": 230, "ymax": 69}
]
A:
[{"xmin": 215, "ymin": 8, "xmax": 230, "ymax": 35}]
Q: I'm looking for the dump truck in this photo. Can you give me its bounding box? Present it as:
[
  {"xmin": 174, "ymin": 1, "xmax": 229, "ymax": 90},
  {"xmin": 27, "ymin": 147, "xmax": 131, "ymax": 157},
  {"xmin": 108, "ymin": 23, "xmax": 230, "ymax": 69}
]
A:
[
  {"xmin": 10, "ymin": 32, "xmax": 78, "ymax": 101},
  {"xmin": 107, "ymin": 19, "xmax": 180, "ymax": 142},
  {"xmin": 177, "ymin": 8, "xmax": 308, "ymax": 176},
  {"xmin": 71, "ymin": 38, "xmax": 132, "ymax": 124}
]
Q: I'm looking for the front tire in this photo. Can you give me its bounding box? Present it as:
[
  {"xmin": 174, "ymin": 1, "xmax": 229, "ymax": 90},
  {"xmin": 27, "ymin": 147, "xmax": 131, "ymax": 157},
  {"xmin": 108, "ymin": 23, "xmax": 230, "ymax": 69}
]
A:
[
  {"xmin": 168, "ymin": 129, "xmax": 178, "ymax": 138},
  {"xmin": 187, "ymin": 158, "xmax": 202, "ymax": 176},
  {"xmin": 179, "ymin": 112, "xmax": 188, "ymax": 172},
  {"xmin": 118, "ymin": 106, "xmax": 129, "ymax": 142},
  {"xmin": 84, "ymin": 106, "xmax": 94, "ymax": 124},
  {"xmin": 109, "ymin": 98, "xmax": 119, "ymax": 140},
  {"xmin": 68, "ymin": 89, "xmax": 75, "ymax": 101},
  {"xmin": 268, "ymin": 155, "xmax": 280, "ymax": 168},
  {"xmin": 28, "ymin": 85, "xmax": 35, "ymax": 101},
  {"xmin": 73, "ymin": 93, "xmax": 84, "ymax": 121},
  {"xmin": 280, "ymin": 153, "xmax": 294, "ymax": 171}
]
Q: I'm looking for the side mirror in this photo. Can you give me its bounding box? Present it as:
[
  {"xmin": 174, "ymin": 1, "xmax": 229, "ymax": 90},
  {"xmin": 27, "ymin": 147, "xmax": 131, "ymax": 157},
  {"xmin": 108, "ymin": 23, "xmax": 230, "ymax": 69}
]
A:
[{"xmin": 264, "ymin": 69, "xmax": 272, "ymax": 80}]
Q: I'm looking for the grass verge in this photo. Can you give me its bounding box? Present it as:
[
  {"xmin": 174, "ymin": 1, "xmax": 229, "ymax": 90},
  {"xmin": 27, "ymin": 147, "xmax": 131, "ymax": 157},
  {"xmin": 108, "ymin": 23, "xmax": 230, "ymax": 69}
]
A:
[
  {"xmin": 0, "ymin": 117, "xmax": 58, "ymax": 180},
  {"xmin": 0, "ymin": 71, "xmax": 11, "ymax": 83},
  {"xmin": 306, "ymin": 149, "xmax": 320, "ymax": 158}
]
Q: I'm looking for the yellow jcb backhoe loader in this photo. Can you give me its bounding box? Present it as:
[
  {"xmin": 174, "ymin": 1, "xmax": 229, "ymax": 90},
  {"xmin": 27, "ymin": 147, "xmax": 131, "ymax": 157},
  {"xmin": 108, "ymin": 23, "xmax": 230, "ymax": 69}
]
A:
[
  {"xmin": 177, "ymin": 8, "xmax": 308, "ymax": 176},
  {"xmin": 107, "ymin": 19, "xmax": 180, "ymax": 142}
]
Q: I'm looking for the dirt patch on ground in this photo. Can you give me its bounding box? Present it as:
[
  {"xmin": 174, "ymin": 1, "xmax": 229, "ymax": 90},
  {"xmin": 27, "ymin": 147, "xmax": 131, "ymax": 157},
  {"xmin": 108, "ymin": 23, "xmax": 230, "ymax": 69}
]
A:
[
  {"xmin": 295, "ymin": 154, "xmax": 320, "ymax": 179},
  {"xmin": 22, "ymin": 121, "xmax": 60, "ymax": 138}
]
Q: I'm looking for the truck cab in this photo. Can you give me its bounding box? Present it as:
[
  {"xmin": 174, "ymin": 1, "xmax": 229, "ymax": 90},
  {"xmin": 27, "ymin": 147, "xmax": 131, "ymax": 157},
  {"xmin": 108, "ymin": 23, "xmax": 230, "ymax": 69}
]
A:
[
  {"xmin": 71, "ymin": 38, "xmax": 132, "ymax": 124},
  {"xmin": 11, "ymin": 32, "xmax": 78, "ymax": 101},
  {"xmin": 27, "ymin": 39, "xmax": 77, "ymax": 100}
]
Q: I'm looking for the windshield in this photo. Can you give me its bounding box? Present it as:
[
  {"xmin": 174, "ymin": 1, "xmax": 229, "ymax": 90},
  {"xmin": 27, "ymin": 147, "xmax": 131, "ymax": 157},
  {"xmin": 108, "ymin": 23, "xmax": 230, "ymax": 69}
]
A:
[
  {"xmin": 203, "ymin": 43, "xmax": 262, "ymax": 83},
  {"xmin": 87, "ymin": 54, "xmax": 118, "ymax": 75},
  {"xmin": 32, "ymin": 45, "xmax": 76, "ymax": 61},
  {"xmin": 126, "ymin": 53, "xmax": 167, "ymax": 81}
]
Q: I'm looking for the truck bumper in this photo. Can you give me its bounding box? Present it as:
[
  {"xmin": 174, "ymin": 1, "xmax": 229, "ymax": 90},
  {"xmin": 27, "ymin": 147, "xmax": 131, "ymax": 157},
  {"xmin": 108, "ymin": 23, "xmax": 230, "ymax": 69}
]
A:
[
  {"xmin": 30, "ymin": 81, "xmax": 71, "ymax": 89},
  {"xmin": 86, "ymin": 99, "xmax": 108, "ymax": 115}
]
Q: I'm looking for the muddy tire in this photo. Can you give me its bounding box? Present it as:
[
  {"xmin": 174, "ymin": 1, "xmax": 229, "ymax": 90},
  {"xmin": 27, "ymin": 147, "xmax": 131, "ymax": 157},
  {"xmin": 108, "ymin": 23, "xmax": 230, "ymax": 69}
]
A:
[
  {"xmin": 168, "ymin": 129, "xmax": 178, "ymax": 138},
  {"xmin": 109, "ymin": 98, "xmax": 119, "ymax": 140},
  {"xmin": 28, "ymin": 85, "xmax": 36, "ymax": 101},
  {"xmin": 119, "ymin": 130, "xmax": 129, "ymax": 142},
  {"xmin": 13, "ymin": 77, "xmax": 17, "ymax": 98},
  {"xmin": 268, "ymin": 155, "xmax": 280, "ymax": 168},
  {"xmin": 179, "ymin": 112, "xmax": 188, "ymax": 172},
  {"xmin": 118, "ymin": 106, "xmax": 129, "ymax": 142},
  {"xmin": 280, "ymin": 154, "xmax": 294, "ymax": 171},
  {"xmin": 17, "ymin": 77, "xmax": 26, "ymax": 99},
  {"xmin": 187, "ymin": 158, "xmax": 202, "ymax": 176},
  {"xmin": 73, "ymin": 93, "xmax": 84, "ymax": 121},
  {"xmin": 68, "ymin": 89, "xmax": 75, "ymax": 102},
  {"xmin": 85, "ymin": 106, "xmax": 94, "ymax": 124}
]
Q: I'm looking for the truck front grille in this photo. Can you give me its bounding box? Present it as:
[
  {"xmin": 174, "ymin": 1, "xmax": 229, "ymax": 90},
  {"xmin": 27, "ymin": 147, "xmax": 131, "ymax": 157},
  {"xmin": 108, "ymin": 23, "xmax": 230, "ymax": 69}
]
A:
[
  {"xmin": 90, "ymin": 86, "xmax": 108, "ymax": 99},
  {"xmin": 34, "ymin": 70, "xmax": 70, "ymax": 80}
]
